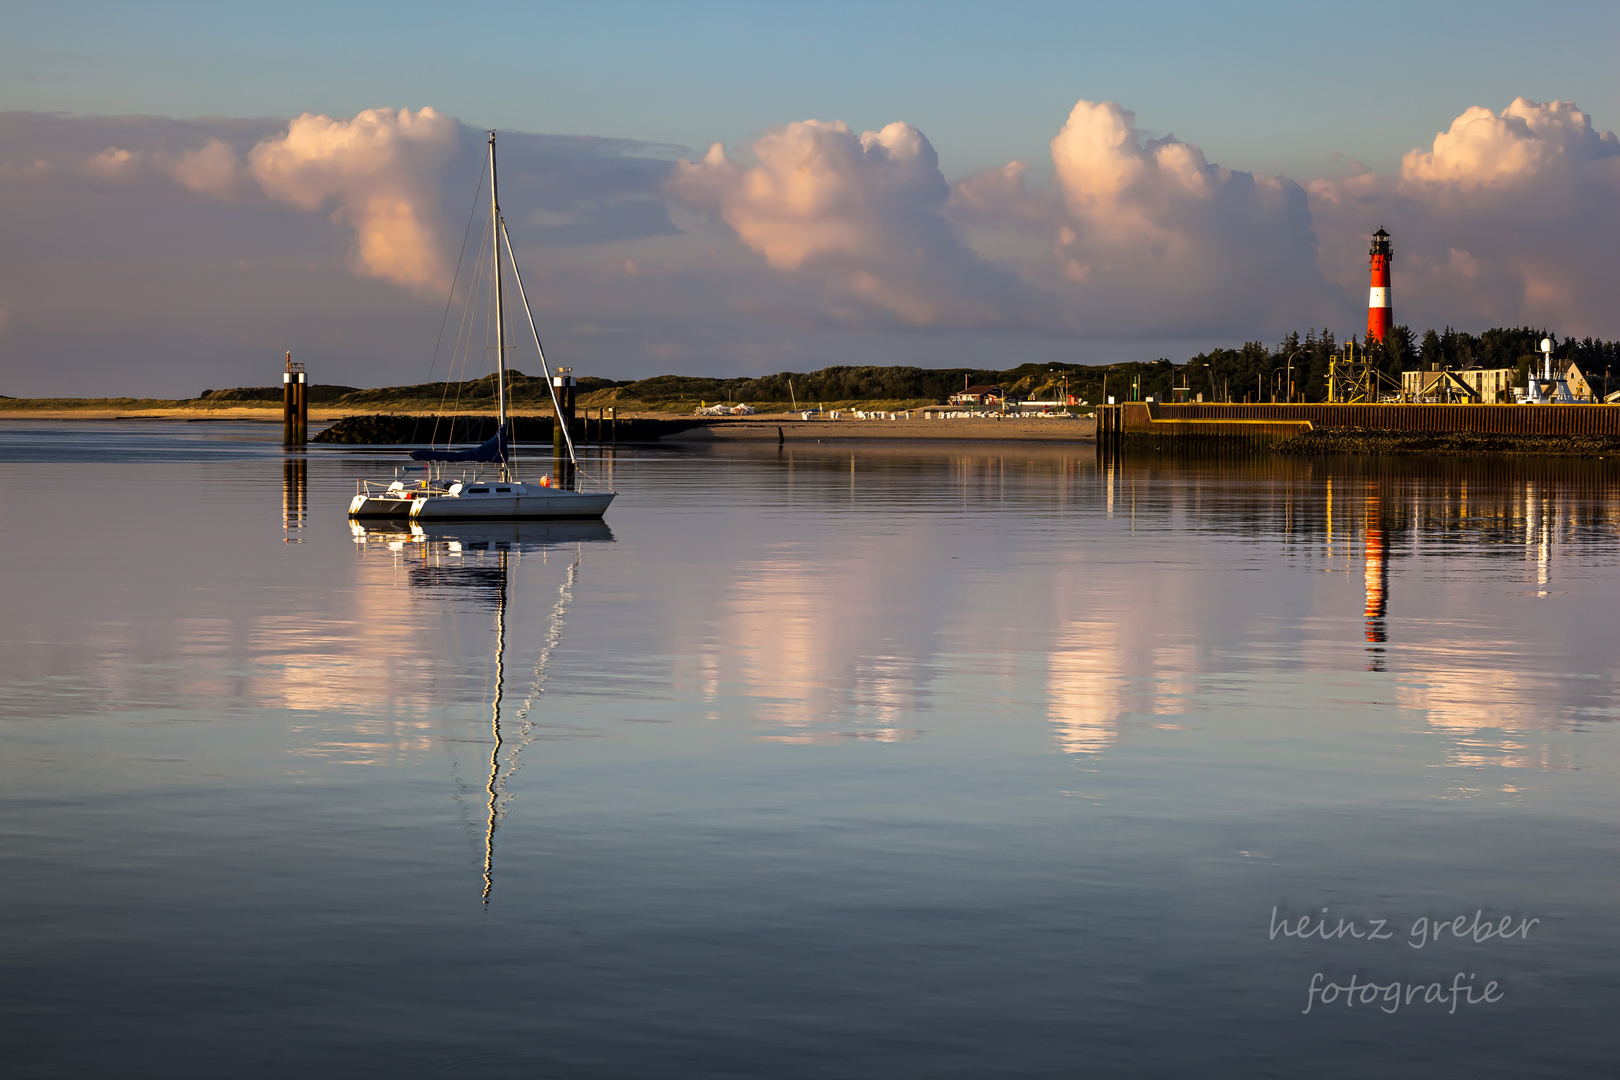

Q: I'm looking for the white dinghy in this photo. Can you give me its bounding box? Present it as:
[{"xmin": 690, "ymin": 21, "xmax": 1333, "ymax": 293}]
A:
[{"xmin": 351, "ymin": 130, "xmax": 614, "ymax": 523}]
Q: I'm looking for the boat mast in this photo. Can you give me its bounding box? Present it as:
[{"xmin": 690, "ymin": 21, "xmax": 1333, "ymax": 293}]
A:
[{"xmin": 489, "ymin": 131, "xmax": 510, "ymax": 479}]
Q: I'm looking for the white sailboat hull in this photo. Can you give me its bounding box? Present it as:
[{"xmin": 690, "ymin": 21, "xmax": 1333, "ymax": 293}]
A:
[
  {"xmin": 408, "ymin": 488, "xmax": 615, "ymax": 520},
  {"xmin": 349, "ymin": 495, "xmax": 415, "ymax": 517}
]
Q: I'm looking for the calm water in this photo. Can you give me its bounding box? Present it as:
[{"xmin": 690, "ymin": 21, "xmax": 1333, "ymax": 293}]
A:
[{"xmin": 2, "ymin": 421, "xmax": 1617, "ymax": 1078}]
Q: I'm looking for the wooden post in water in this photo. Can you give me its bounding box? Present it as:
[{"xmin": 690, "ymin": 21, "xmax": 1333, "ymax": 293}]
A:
[
  {"xmin": 296, "ymin": 367, "xmax": 307, "ymax": 445},
  {"xmin": 552, "ymin": 367, "xmax": 576, "ymax": 453},
  {"xmin": 282, "ymin": 352, "xmax": 293, "ymax": 446},
  {"xmin": 283, "ymin": 352, "xmax": 307, "ymax": 447}
]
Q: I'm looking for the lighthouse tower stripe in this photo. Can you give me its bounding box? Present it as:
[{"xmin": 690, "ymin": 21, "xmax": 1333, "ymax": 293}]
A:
[{"xmin": 1369, "ymin": 287, "xmax": 1389, "ymax": 308}]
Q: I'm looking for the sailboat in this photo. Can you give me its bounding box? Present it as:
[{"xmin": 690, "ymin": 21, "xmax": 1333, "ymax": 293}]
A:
[{"xmin": 349, "ymin": 131, "xmax": 615, "ymax": 521}]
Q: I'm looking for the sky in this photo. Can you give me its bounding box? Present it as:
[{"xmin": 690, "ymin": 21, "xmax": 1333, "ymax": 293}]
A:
[{"xmin": 2, "ymin": 0, "xmax": 1618, "ymax": 396}]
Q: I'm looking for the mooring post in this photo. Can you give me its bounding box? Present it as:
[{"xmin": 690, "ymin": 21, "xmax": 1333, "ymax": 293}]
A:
[
  {"xmin": 283, "ymin": 352, "xmax": 307, "ymax": 447},
  {"xmin": 282, "ymin": 352, "xmax": 294, "ymax": 446},
  {"xmin": 552, "ymin": 366, "xmax": 576, "ymax": 452}
]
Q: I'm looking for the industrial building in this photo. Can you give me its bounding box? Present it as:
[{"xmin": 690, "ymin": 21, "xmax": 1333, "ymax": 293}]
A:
[{"xmin": 1400, "ymin": 366, "xmax": 1517, "ymax": 404}]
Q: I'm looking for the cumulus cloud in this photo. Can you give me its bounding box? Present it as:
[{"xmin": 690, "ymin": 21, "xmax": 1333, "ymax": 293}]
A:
[
  {"xmin": 1311, "ymin": 97, "xmax": 1620, "ymax": 335},
  {"xmin": 0, "ymin": 159, "xmax": 50, "ymax": 181},
  {"xmin": 951, "ymin": 99, "xmax": 1343, "ymax": 338},
  {"xmin": 1400, "ymin": 98, "xmax": 1618, "ymax": 191},
  {"xmin": 166, "ymin": 138, "xmax": 244, "ymax": 198},
  {"xmin": 670, "ymin": 120, "xmax": 945, "ymax": 269},
  {"xmin": 249, "ymin": 107, "xmax": 460, "ymax": 292},
  {"xmin": 84, "ymin": 147, "xmax": 141, "ymax": 178},
  {"xmin": 668, "ymin": 119, "xmax": 1048, "ymax": 327}
]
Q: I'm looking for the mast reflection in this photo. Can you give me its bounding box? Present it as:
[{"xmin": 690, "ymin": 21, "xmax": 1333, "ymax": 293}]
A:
[
  {"xmin": 351, "ymin": 519, "xmax": 611, "ymax": 900},
  {"xmin": 483, "ymin": 548, "xmax": 507, "ymax": 903}
]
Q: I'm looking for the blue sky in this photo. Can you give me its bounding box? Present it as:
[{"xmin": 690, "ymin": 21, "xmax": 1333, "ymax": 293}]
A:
[
  {"xmin": 1, "ymin": 1, "xmax": 1618, "ymax": 395},
  {"xmin": 8, "ymin": 0, "xmax": 1615, "ymax": 179}
]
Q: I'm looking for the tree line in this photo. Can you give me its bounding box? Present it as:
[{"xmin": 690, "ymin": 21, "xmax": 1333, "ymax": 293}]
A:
[
  {"xmin": 188, "ymin": 326, "xmax": 1620, "ymax": 409},
  {"xmin": 1082, "ymin": 326, "xmax": 1620, "ymax": 405}
]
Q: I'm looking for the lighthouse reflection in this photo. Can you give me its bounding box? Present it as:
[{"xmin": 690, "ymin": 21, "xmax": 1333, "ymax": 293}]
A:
[
  {"xmin": 1363, "ymin": 483, "xmax": 1389, "ymax": 670},
  {"xmin": 351, "ymin": 519, "xmax": 611, "ymax": 900}
]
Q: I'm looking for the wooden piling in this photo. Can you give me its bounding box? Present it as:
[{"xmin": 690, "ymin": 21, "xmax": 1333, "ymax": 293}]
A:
[{"xmin": 282, "ymin": 352, "xmax": 307, "ymax": 447}]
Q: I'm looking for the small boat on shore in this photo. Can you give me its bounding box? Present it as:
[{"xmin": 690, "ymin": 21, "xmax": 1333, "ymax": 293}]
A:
[{"xmin": 348, "ymin": 130, "xmax": 614, "ymax": 522}]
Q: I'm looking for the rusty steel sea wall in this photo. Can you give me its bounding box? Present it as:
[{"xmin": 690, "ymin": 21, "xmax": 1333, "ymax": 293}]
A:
[{"xmin": 1122, "ymin": 402, "xmax": 1620, "ymax": 436}]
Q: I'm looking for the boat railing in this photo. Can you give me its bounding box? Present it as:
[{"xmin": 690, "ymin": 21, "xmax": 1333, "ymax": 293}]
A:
[
  {"xmin": 354, "ymin": 477, "xmax": 452, "ymax": 499},
  {"xmin": 565, "ymin": 467, "xmax": 615, "ymax": 495}
]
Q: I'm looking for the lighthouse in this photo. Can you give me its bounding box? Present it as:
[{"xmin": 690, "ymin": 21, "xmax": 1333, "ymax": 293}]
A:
[{"xmin": 1367, "ymin": 227, "xmax": 1392, "ymax": 343}]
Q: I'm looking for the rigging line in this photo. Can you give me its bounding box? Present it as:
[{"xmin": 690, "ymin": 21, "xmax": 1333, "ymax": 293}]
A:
[
  {"xmin": 499, "ymin": 552, "xmax": 579, "ymax": 790},
  {"xmin": 427, "ymin": 154, "xmax": 489, "ymax": 449},
  {"xmin": 500, "ymin": 217, "xmax": 598, "ymax": 482}
]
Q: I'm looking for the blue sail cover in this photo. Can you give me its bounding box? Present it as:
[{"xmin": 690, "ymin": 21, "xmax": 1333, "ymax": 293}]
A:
[{"xmin": 409, "ymin": 425, "xmax": 509, "ymax": 463}]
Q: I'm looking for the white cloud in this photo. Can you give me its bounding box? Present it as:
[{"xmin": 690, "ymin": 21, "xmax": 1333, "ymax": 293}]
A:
[
  {"xmin": 0, "ymin": 159, "xmax": 51, "ymax": 181},
  {"xmin": 669, "ymin": 120, "xmax": 947, "ymax": 270},
  {"xmin": 248, "ymin": 107, "xmax": 459, "ymax": 292},
  {"xmin": 952, "ymin": 99, "xmax": 1342, "ymax": 338},
  {"xmin": 1312, "ymin": 98, "xmax": 1620, "ymax": 336},
  {"xmin": 667, "ymin": 119, "xmax": 1046, "ymax": 327},
  {"xmin": 84, "ymin": 147, "xmax": 141, "ymax": 179},
  {"xmin": 1400, "ymin": 98, "xmax": 1619, "ymax": 192},
  {"xmin": 166, "ymin": 138, "xmax": 244, "ymax": 198}
]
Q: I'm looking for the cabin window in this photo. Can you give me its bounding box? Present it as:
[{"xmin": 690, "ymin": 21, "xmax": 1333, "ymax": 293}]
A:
[
  {"xmin": 468, "ymin": 487, "xmax": 489, "ymax": 494},
  {"xmin": 496, "ymin": 487, "xmax": 511, "ymax": 493}
]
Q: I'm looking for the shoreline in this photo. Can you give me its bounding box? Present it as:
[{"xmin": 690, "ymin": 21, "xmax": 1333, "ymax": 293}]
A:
[
  {"xmin": 0, "ymin": 407, "xmax": 1101, "ymax": 443},
  {"xmin": 13, "ymin": 409, "xmax": 1619, "ymax": 457},
  {"xmin": 665, "ymin": 417, "xmax": 1096, "ymax": 442}
]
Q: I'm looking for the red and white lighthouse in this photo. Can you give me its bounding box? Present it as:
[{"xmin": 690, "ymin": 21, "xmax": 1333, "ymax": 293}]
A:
[{"xmin": 1367, "ymin": 227, "xmax": 1392, "ymax": 343}]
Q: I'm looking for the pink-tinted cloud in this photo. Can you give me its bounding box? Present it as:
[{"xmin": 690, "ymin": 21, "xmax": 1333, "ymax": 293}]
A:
[
  {"xmin": 667, "ymin": 119, "xmax": 1049, "ymax": 327},
  {"xmin": 248, "ymin": 107, "xmax": 459, "ymax": 293},
  {"xmin": 1312, "ymin": 98, "xmax": 1620, "ymax": 336},
  {"xmin": 1400, "ymin": 98, "xmax": 1618, "ymax": 191},
  {"xmin": 83, "ymin": 146, "xmax": 141, "ymax": 178},
  {"xmin": 951, "ymin": 99, "xmax": 1343, "ymax": 338},
  {"xmin": 166, "ymin": 138, "xmax": 244, "ymax": 198}
]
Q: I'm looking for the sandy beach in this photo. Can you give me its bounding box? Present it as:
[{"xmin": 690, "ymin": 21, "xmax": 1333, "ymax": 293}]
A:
[
  {"xmin": 665, "ymin": 415, "xmax": 1097, "ymax": 442},
  {"xmin": 1, "ymin": 406, "xmax": 1098, "ymax": 442}
]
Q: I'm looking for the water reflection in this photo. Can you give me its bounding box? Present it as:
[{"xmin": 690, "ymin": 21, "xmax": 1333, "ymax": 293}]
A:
[
  {"xmin": 7, "ymin": 429, "xmax": 1620, "ymax": 1077},
  {"xmin": 1067, "ymin": 455, "xmax": 1620, "ymax": 770},
  {"xmin": 613, "ymin": 447, "xmax": 1620, "ymax": 769},
  {"xmin": 282, "ymin": 455, "xmax": 306, "ymax": 543},
  {"xmin": 350, "ymin": 521, "xmax": 607, "ymax": 899},
  {"xmin": 1363, "ymin": 483, "xmax": 1388, "ymax": 669}
]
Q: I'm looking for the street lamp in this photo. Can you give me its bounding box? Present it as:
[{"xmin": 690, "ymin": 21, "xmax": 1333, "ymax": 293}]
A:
[{"xmin": 1272, "ymin": 349, "xmax": 1308, "ymax": 403}]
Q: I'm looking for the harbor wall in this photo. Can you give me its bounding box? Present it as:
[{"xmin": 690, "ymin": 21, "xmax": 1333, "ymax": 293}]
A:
[{"xmin": 1115, "ymin": 402, "xmax": 1620, "ymax": 436}]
